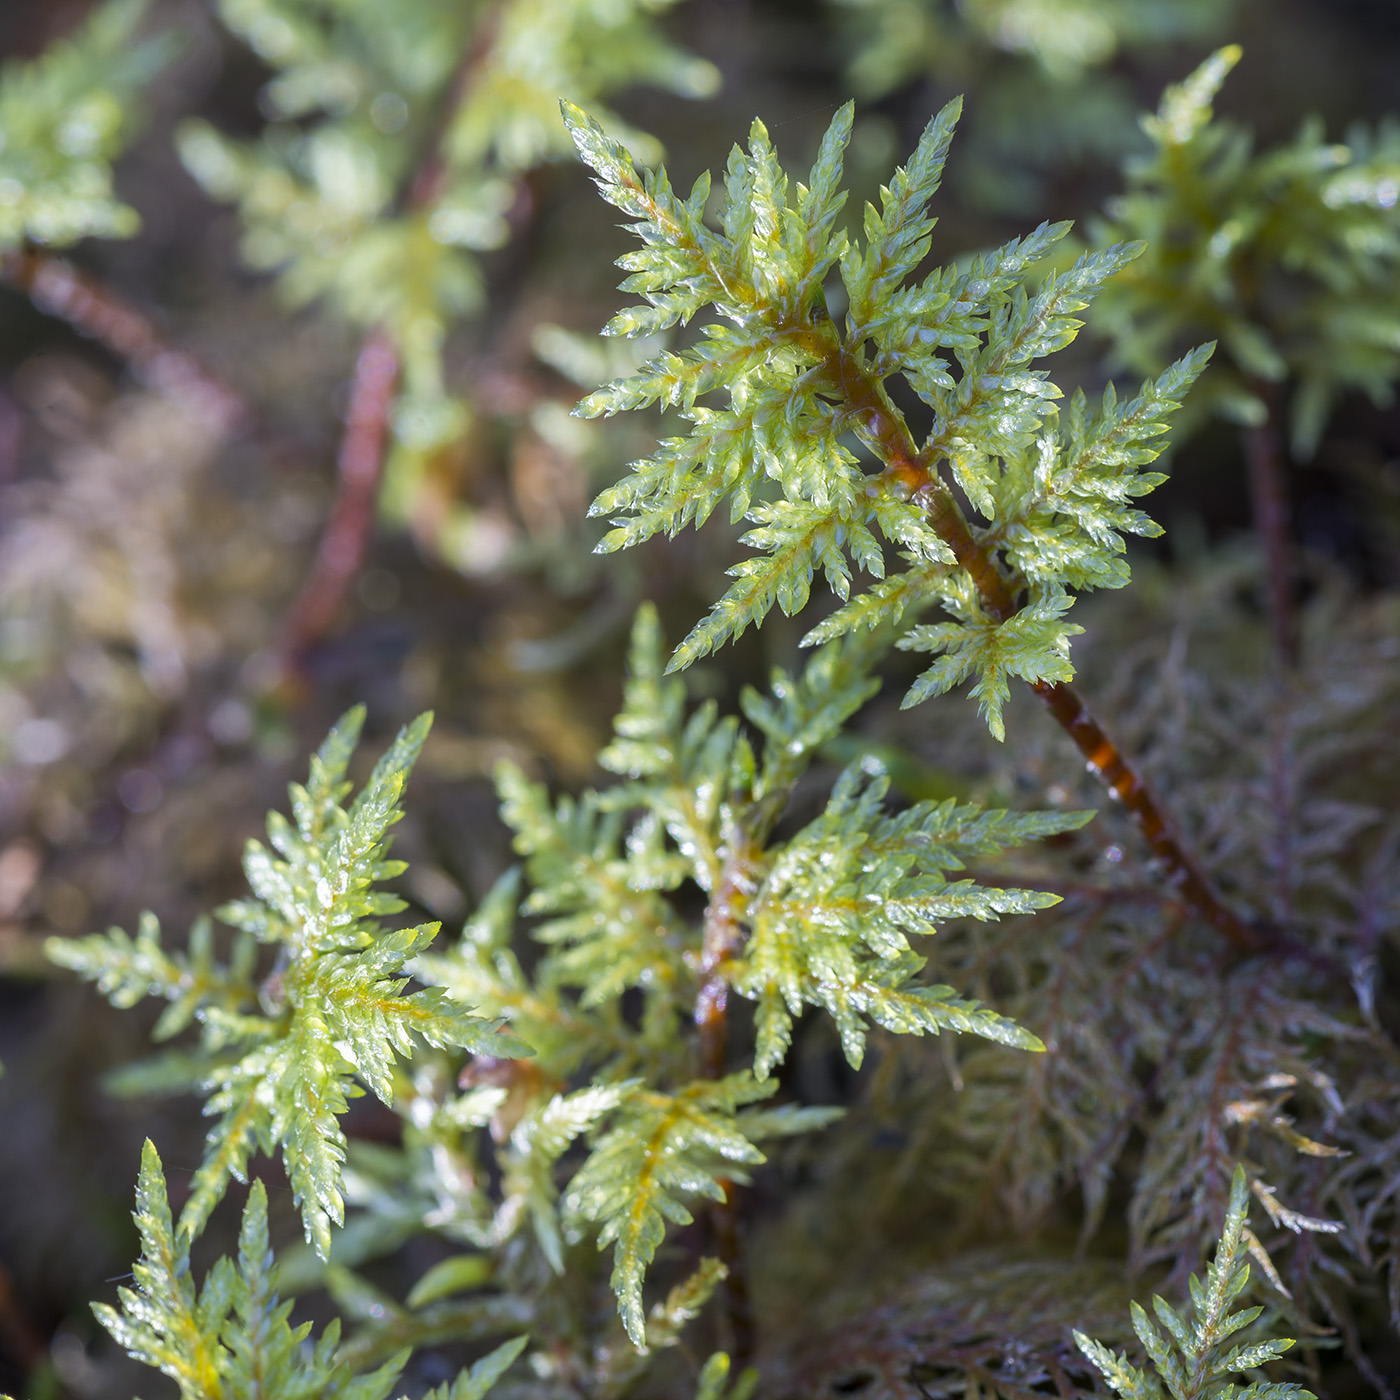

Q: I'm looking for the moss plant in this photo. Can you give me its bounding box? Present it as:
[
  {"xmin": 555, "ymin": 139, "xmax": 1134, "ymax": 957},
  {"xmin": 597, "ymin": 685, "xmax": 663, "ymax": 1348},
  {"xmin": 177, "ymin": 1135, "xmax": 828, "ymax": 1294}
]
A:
[{"xmin": 13, "ymin": 3, "xmax": 1397, "ymax": 1395}]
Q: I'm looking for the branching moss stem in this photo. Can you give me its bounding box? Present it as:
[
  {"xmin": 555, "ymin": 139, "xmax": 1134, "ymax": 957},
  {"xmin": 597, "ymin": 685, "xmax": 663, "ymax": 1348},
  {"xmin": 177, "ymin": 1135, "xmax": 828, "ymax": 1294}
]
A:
[
  {"xmin": 817, "ymin": 326, "xmax": 1266, "ymax": 952},
  {"xmin": 277, "ymin": 10, "xmax": 508, "ymax": 681}
]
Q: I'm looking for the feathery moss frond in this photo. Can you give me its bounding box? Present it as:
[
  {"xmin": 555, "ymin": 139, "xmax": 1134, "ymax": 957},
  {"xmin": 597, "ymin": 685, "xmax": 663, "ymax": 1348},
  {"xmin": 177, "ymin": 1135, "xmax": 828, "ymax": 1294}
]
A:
[
  {"xmin": 503, "ymin": 1083, "xmax": 632, "ymax": 1274},
  {"xmin": 93, "ymin": 1141, "xmax": 224, "ymax": 1400},
  {"xmin": 421, "ymin": 609, "xmax": 1066, "ymax": 1346},
  {"xmin": 496, "ymin": 760, "xmax": 692, "ymax": 1014},
  {"xmin": 566, "ymin": 97, "xmax": 1201, "ymax": 738},
  {"xmin": 50, "ymin": 710, "xmax": 525, "ymax": 1257},
  {"xmin": 1094, "ymin": 46, "xmax": 1400, "ymax": 454},
  {"xmin": 177, "ymin": 0, "xmax": 715, "ymax": 562},
  {"xmin": 738, "ymin": 764, "xmax": 1090, "ymax": 1073},
  {"xmin": 563, "ymin": 1075, "xmax": 776, "ymax": 1348},
  {"xmin": 1075, "ymin": 1166, "xmax": 1314, "ymax": 1400},
  {"xmin": 47, "ymin": 911, "xmax": 255, "ymax": 1042},
  {"xmin": 94, "ymin": 1140, "xmax": 411, "ymax": 1400}
]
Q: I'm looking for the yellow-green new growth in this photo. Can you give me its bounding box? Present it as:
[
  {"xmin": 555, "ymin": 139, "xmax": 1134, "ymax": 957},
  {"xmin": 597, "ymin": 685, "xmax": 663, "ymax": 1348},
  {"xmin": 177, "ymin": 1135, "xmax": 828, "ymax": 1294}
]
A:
[
  {"xmin": 835, "ymin": 0, "xmax": 1232, "ymax": 93},
  {"xmin": 563, "ymin": 1074, "xmax": 832, "ymax": 1348},
  {"xmin": 1075, "ymin": 1165, "xmax": 1315, "ymax": 1400},
  {"xmin": 60, "ymin": 608, "xmax": 1097, "ymax": 1364},
  {"xmin": 415, "ymin": 606, "xmax": 1084, "ymax": 1347},
  {"xmin": 95, "ymin": 1140, "xmax": 409, "ymax": 1400},
  {"xmin": 95, "ymin": 1139, "xmax": 528, "ymax": 1400},
  {"xmin": 737, "ymin": 764, "xmax": 1088, "ymax": 1075},
  {"xmin": 564, "ymin": 97, "xmax": 1208, "ymax": 740},
  {"xmin": 49, "ymin": 708, "xmax": 524, "ymax": 1259}
]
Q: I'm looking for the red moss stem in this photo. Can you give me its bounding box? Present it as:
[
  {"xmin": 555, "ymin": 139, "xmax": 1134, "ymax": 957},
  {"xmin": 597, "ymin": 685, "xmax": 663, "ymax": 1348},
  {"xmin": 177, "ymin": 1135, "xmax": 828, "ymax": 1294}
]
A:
[
  {"xmin": 694, "ymin": 831, "xmax": 758, "ymax": 1362},
  {"xmin": 277, "ymin": 328, "xmax": 400, "ymax": 672},
  {"xmin": 403, "ymin": 4, "xmax": 502, "ymax": 213},
  {"xmin": 275, "ymin": 12, "xmax": 503, "ymax": 678},
  {"xmin": 820, "ymin": 336, "xmax": 1263, "ymax": 951},
  {"xmin": 0, "ymin": 249, "xmax": 245, "ymax": 432}
]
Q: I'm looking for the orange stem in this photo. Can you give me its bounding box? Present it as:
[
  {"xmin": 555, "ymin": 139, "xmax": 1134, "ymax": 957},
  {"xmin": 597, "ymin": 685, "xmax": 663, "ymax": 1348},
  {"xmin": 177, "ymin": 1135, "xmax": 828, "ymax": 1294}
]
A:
[
  {"xmin": 1, "ymin": 249, "xmax": 245, "ymax": 432},
  {"xmin": 820, "ymin": 334, "xmax": 1264, "ymax": 952}
]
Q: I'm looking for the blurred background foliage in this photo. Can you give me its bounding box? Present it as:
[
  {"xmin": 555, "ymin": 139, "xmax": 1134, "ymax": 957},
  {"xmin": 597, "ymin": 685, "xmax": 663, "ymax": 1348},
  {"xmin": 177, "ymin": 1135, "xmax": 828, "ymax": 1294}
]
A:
[{"xmin": 0, "ymin": 0, "xmax": 1399, "ymax": 1397}]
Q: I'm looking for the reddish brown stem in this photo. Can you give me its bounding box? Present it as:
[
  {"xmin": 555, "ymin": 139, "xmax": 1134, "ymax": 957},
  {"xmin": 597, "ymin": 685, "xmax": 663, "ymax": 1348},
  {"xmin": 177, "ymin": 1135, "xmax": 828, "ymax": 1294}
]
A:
[
  {"xmin": 709, "ymin": 1180, "xmax": 754, "ymax": 1364},
  {"xmin": 696, "ymin": 836, "xmax": 754, "ymax": 1078},
  {"xmin": 1031, "ymin": 679, "xmax": 1264, "ymax": 952},
  {"xmin": 695, "ymin": 832, "xmax": 759, "ymax": 1364},
  {"xmin": 403, "ymin": 3, "xmax": 503, "ymax": 213},
  {"xmin": 276, "ymin": 13, "xmax": 503, "ymax": 677},
  {"xmin": 277, "ymin": 328, "xmax": 400, "ymax": 669},
  {"xmin": 819, "ymin": 335, "xmax": 1263, "ymax": 951},
  {"xmin": 1242, "ymin": 381, "xmax": 1297, "ymax": 669},
  {"xmin": 0, "ymin": 249, "xmax": 246, "ymax": 432}
]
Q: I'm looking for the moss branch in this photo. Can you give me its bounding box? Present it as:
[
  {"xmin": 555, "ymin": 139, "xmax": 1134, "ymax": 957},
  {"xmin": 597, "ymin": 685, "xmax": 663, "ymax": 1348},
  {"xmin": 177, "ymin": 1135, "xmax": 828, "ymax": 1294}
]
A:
[
  {"xmin": 819, "ymin": 333, "xmax": 1266, "ymax": 953},
  {"xmin": 276, "ymin": 8, "xmax": 506, "ymax": 680},
  {"xmin": 694, "ymin": 827, "xmax": 759, "ymax": 1364}
]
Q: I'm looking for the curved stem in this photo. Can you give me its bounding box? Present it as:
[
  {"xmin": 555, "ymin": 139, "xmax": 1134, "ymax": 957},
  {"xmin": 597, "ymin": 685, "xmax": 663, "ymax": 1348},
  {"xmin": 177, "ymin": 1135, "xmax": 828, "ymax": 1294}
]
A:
[
  {"xmin": 277, "ymin": 327, "xmax": 400, "ymax": 672},
  {"xmin": 276, "ymin": 7, "xmax": 506, "ymax": 678},
  {"xmin": 1, "ymin": 249, "xmax": 245, "ymax": 432},
  {"xmin": 695, "ymin": 828, "xmax": 759, "ymax": 1364},
  {"xmin": 819, "ymin": 333, "xmax": 1263, "ymax": 951}
]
